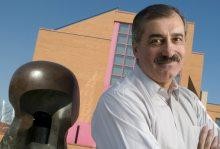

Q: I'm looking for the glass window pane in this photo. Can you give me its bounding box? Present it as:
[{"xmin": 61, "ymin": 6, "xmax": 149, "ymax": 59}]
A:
[
  {"xmin": 129, "ymin": 26, "xmax": 132, "ymax": 35},
  {"xmin": 119, "ymin": 24, "xmax": 129, "ymax": 34},
  {"xmin": 125, "ymin": 56, "xmax": 135, "ymax": 66},
  {"xmin": 116, "ymin": 44, "xmax": 126, "ymax": 55},
  {"xmin": 112, "ymin": 65, "xmax": 123, "ymax": 76},
  {"xmin": 110, "ymin": 76, "xmax": 121, "ymax": 85},
  {"xmin": 216, "ymin": 118, "xmax": 220, "ymax": 127},
  {"xmin": 114, "ymin": 55, "xmax": 124, "ymax": 65},
  {"xmin": 123, "ymin": 67, "xmax": 133, "ymax": 77},
  {"xmin": 126, "ymin": 45, "xmax": 134, "ymax": 56},
  {"xmin": 127, "ymin": 35, "xmax": 132, "ymax": 45},
  {"xmin": 117, "ymin": 34, "xmax": 127, "ymax": 44}
]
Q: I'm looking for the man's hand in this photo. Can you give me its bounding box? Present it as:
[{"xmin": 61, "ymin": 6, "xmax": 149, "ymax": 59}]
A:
[{"xmin": 197, "ymin": 126, "xmax": 220, "ymax": 149}]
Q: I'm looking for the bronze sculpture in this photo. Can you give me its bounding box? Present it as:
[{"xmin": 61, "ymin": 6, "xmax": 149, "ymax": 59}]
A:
[{"xmin": 0, "ymin": 61, "xmax": 79, "ymax": 149}]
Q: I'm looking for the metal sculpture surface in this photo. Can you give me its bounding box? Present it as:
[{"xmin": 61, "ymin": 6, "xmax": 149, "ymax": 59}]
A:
[{"xmin": 0, "ymin": 61, "xmax": 80, "ymax": 149}]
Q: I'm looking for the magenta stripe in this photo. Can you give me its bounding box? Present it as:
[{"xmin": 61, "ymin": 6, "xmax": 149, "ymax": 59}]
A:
[{"xmin": 104, "ymin": 22, "xmax": 119, "ymax": 90}]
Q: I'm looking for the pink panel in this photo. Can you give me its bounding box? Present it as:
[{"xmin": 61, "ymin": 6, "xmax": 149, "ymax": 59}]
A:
[
  {"xmin": 103, "ymin": 22, "xmax": 120, "ymax": 90},
  {"xmin": 66, "ymin": 123, "xmax": 77, "ymax": 144},
  {"xmin": 66, "ymin": 121, "xmax": 96, "ymax": 147}
]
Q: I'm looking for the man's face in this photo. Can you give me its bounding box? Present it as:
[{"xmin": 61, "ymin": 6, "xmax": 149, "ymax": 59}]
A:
[{"xmin": 133, "ymin": 13, "xmax": 186, "ymax": 87}]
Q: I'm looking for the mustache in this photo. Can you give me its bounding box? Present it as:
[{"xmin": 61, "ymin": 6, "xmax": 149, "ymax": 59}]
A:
[{"xmin": 154, "ymin": 54, "xmax": 182, "ymax": 64}]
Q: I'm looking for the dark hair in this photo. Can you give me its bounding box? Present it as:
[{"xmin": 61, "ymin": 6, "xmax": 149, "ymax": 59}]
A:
[{"xmin": 132, "ymin": 4, "xmax": 186, "ymax": 44}]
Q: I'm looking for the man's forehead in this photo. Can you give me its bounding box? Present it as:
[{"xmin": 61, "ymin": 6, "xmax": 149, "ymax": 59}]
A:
[
  {"xmin": 142, "ymin": 16, "xmax": 185, "ymax": 37},
  {"xmin": 148, "ymin": 33, "xmax": 184, "ymax": 38}
]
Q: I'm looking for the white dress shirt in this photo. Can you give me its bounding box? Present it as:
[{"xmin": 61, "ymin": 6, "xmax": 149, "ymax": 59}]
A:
[{"xmin": 92, "ymin": 65, "xmax": 219, "ymax": 149}]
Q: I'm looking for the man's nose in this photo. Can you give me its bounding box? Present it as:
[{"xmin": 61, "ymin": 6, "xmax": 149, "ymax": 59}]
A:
[{"xmin": 161, "ymin": 40, "xmax": 175, "ymax": 57}]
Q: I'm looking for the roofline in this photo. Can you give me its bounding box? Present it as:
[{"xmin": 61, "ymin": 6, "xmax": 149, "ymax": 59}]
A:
[
  {"xmin": 207, "ymin": 103, "xmax": 220, "ymax": 106},
  {"xmin": 55, "ymin": 8, "xmax": 119, "ymax": 30},
  {"xmin": 187, "ymin": 21, "xmax": 195, "ymax": 24},
  {"xmin": 117, "ymin": 9, "xmax": 136, "ymax": 15},
  {"xmin": 39, "ymin": 28, "xmax": 110, "ymax": 41},
  {"xmin": 192, "ymin": 51, "xmax": 204, "ymax": 55}
]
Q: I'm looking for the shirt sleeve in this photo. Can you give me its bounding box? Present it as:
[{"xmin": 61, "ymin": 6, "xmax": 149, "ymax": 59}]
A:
[
  {"xmin": 92, "ymin": 93, "xmax": 161, "ymax": 149},
  {"xmin": 194, "ymin": 94, "xmax": 220, "ymax": 136}
]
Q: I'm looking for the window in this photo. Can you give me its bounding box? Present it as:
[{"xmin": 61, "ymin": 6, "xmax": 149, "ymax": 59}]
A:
[
  {"xmin": 114, "ymin": 55, "xmax": 124, "ymax": 65},
  {"xmin": 126, "ymin": 45, "xmax": 133, "ymax": 56},
  {"xmin": 112, "ymin": 65, "xmax": 123, "ymax": 76},
  {"xmin": 117, "ymin": 34, "xmax": 127, "ymax": 44},
  {"xmin": 125, "ymin": 56, "xmax": 135, "ymax": 66},
  {"xmin": 216, "ymin": 118, "xmax": 220, "ymax": 127},
  {"xmin": 127, "ymin": 35, "xmax": 132, "ymax": 45},
  {"xmin": 119, "ymin": 23, "xmax": 129, "ymax": 34},
  {"xmin": 116, "ymin": 44, "xmax": 126, "ymax": 55},
  {"xmin": 110, "ymin": 76, "xmax": 121, "ymax": 85},
  {"xmin": 110, "ymin": 23, "xmax": 136, "ymax": 85},
  {"xmin": 123, "ymin": 66, "xmax": 133, "ymax": 77}
]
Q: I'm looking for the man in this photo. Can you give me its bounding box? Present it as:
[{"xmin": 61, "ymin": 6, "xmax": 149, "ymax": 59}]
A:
[{"xmin": 92, "ymin": 4, "xmax": 220, "ymax": 149}]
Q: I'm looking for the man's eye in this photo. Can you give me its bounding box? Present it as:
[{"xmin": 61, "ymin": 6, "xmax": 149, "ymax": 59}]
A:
[
  {"xmin": 149, "ymin": 39, "xmax": 164, "ymax": 46},
  {"xmin": 173, "ymin": 37, "xmax": 183, "ymax": 43}
]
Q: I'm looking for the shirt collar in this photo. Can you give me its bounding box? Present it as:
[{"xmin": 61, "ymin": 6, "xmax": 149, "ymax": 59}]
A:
[
  {"xmin": 170, "ymin": 79, "xmax": 180, "ymax": 101},
  {"xmin": 133, "ymin": 65, "xmax": 180, "ymax": 100},
  {"xmin": 133, "ymin": 65, "xmax": 161, "ymax": 98}
]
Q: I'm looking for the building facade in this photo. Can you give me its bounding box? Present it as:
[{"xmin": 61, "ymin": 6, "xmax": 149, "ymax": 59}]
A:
[
  {"xmin": 207, "ymin": 104, "xmax": 220, "ymax": 124},
  {"xmin": 32, "ymin": 9, "xmax": 218, "ymax": 148}
]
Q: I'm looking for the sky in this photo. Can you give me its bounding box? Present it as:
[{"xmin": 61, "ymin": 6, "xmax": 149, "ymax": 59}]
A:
[{"xmin": 0, "ymin": 0, "xmax": 219, "ymax": 104}]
